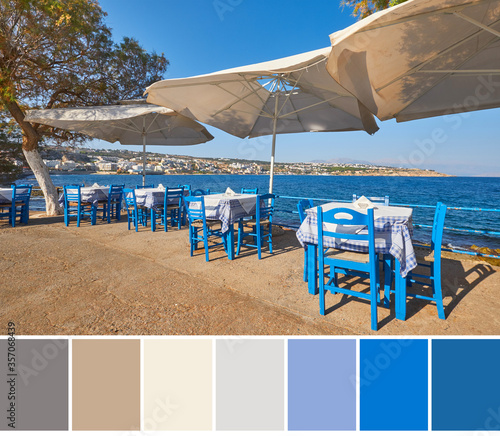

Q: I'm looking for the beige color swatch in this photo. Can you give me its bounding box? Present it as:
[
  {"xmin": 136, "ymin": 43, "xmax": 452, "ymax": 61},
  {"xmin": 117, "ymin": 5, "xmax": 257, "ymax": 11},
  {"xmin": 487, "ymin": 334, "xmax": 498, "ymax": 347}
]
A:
[
  {"xmin": 144, "ymin": 339, "xmax": 212, "ymax": 431},
  {"xmin": 72, "ymin": 339, "xmax": 140, "ymax": 431}
]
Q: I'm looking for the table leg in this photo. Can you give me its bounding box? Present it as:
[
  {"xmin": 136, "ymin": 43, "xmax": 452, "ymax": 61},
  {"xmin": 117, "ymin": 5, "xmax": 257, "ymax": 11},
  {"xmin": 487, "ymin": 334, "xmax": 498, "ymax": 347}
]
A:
[
  {"xmin": 307, "ymin": 243, "xmax": 318, "ymax": 295},
  {"xmin": 395, "ymin": 258, "xmax": 407, "ymax": 321},
  {"xmin": 226, "ymin": 223, "xmax": 235, "ymax": 260}
]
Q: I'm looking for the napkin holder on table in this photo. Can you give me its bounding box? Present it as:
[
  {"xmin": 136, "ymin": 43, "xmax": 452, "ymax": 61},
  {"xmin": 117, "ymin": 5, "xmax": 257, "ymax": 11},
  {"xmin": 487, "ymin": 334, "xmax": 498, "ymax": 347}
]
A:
[
  {"xmin": 353, "ymin": 195, "xmax": 374, "ymax": 210},
  {"xmin": 224, "ymin": 187, "xmax": 236, "ymax": 196}
]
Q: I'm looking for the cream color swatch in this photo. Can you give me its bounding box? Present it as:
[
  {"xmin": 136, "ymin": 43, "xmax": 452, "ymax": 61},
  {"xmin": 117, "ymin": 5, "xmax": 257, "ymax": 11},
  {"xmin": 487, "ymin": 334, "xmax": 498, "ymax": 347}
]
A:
[
  {"xmin": 144, "ymin": 339, "xmax": 212, "ymax": 431},
  {"xmin": 72, "ymin": 339, "xmax": 140, "ymax": 431}
]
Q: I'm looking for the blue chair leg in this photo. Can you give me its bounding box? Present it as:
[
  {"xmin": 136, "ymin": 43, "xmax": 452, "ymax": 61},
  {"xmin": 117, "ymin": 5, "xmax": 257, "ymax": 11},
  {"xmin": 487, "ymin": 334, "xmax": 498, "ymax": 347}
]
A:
[
  {"xmin": 151, "ymin": 209, "xmax": 156, "ymax": 232},
  {"xmin": 370, "ymin": 279, "xmax": 378, "ymax": 331},
  {"xmin": 91, "ymin": 205, "xmax": 97, "ymax": 225},
  {"xmin": 203, "ymin": 227, "xmax": 210, "ymax": 262},
  {"xmin": 10, "ymin": 207, "xmax": 15, "ymax": 227},
  {"xmin": 432, "ymin": 263, "xmax": 446, "ymax": 320},
  {"xmin": 319, "ymin": 270, "xmax": 326, "ymax": 316},
  {"xmin": 303, "ymin": 246, "xmax": 308, "ymax": 282},
  {"xmin": 383, "ymin": 254, "xmax": 392, "ymax": 308},
  {"xmin": 268, "ymin": 224, "xmax": 273, "ymax": 254}
]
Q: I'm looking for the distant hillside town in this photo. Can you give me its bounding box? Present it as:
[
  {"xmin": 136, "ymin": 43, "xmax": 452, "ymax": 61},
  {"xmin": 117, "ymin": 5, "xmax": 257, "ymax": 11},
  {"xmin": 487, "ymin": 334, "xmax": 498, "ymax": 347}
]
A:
[{"xmin": 8, "ymin": 145, "xmax": 451, "ymax": 177}]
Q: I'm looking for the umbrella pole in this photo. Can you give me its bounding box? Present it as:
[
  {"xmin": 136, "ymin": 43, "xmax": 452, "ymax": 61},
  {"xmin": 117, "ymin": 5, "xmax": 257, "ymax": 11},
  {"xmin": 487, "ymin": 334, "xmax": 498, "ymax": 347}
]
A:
[
  {"xmin": 142, "ymin": 121, "xmax": 146, "ymax": 186},
  {"xmin": 268, "ymin": 92, "xmax": 280, "ymax": 194}
]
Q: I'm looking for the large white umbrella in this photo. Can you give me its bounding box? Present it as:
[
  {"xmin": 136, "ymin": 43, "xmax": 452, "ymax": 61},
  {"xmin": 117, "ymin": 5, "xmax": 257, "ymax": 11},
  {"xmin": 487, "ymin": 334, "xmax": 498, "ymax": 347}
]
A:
[
  {"xmin": 25, "ymin": 102, "xmax": 214, "ymax": 184},
  {"xmin": 145, "ymin": 47, "xmax": 379, "ymax": 193},
  {"xmin": 326, "ymin": 0, "xmax": 500, "ymax": 122}
]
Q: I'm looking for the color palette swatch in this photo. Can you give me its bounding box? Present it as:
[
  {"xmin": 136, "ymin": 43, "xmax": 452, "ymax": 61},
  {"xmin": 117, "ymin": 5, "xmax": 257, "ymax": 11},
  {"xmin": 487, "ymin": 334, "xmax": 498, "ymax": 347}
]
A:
[
  {"xmin": 144, "ymin": 339, "xmax": 212, "ymax": 431},
  {"xmin": 288, "ymin": 339, "xmax": 356, "ymax": 431},
  {"xmin": 432, "ymin": 339, "xmax": 500, "ymax": 431},
  {"xmin": 360, "ymin": 339, "xmax": 428, "ymax": 431},
  {"xmin": 0, "ymin": 339, "xmax": 68, "ymax": 430},
  {"xmin": 72, "ymin": 339, "xmax": 140, "ymax": 431},
  {"xmin": 1, "ymin": 337, "xmax": 499, "ymax": 432},
  {"xmin": 216, "ymin": 338, "xmax": 284, "ymax": 430}
]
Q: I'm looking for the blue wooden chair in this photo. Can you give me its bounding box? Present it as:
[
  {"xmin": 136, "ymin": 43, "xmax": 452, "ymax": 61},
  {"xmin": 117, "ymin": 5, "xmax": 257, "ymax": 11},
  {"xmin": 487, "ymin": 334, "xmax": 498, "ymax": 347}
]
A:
[
  {"xmin": 97, "ymin": 184, "xmax": 124, "ymax": 223},
  {"xmin": 165, "ymin": 187, "xmax": 184, "ymax": 232},
  {"xmin": 297, "ymin": 199, "xmax": 314, "ymax": 281},
  {"xmin": 241, "ymin": 188, "xmax": 258, "ymax": 194},
  {"xmin": 192, "ymin": 188, "xmax": 210, "ymax": 196},
  {"xmin": 353, "ymin": 194, "xmax": 390, "ymax": 206},
  {"xmin": 106, "ymin": 184, "xmax": 124, "ymax": 223},
  {"xmin": 63, "ymin": 185, "xmax": 96, "ymax": 227},
  {"xmin": 385, "ymin": 202, "xmax": 447, "ymax": 319},
  {"xmin": 236, "ymin": 193, "xmax": 275, "ymax": 259},
  {"xmin": 317, "ymin": 206, "xmax": 380, "ymax": 331},
  {"xmin": 136, "ymin": 184, "xmax": 154, "ymax": 189},
  {"xmin": 123, "ymin": 188, "xmax": 140, "ymax": 232},
  {"xmin": 177, "ymin": 184, "xmax": 191, "ymax": 195},
  {"xmin": 8, "ymin": 184, "xmax": 33, "ymax": 227},
  {"xmin": 183, "ymin": 195, "xmax": 225, "ymax": 262}
]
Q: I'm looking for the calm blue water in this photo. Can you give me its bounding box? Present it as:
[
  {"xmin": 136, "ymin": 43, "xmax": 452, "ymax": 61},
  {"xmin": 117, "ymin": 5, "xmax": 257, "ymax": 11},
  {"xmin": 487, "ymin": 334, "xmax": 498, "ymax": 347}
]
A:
[{"xmin": 15, "ymin": 173, "xmax": 500, "ymax": 250}]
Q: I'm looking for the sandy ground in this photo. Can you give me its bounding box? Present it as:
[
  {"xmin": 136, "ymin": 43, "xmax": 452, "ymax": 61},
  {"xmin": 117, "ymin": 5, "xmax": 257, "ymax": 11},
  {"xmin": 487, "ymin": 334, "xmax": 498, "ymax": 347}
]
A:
[{"xmin": 1, "ymin": 213, "xmax": 499, "ymax": 336}]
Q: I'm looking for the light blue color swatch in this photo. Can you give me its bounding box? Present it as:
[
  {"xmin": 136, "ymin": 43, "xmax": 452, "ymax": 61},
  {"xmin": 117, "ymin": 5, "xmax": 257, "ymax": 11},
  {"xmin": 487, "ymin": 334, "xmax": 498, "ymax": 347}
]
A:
[{"xmin": 288, "ymin": 339, "xmax": 356, "ymax": 430}]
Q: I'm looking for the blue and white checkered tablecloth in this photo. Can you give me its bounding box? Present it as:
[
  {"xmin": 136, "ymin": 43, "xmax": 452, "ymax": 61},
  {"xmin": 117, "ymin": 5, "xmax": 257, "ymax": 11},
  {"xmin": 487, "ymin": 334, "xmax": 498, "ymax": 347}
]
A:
[
  {"xmin": 58, "ymin": 186, "xmax": 109, "ymax": 206},
  {"xmin": 0, "ymin": 188, "xmax": 13, "ymax": 204},
  {"xmin": 195, "ymin": 193, "xmax": 258, "ymax": 233},
  {"xmin": 296, "ymin": 202, "xmax": 416, "ymax": 277},
  {"xmin": 133, "ymin": 188, "xmax": 189, "ymax": 209}
]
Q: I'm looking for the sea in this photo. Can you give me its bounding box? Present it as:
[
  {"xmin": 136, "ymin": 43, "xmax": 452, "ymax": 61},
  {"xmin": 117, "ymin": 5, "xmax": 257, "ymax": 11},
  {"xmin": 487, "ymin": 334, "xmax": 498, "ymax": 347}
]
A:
[{"xmin": 13, "ymin": 173, "xmax": 500, "ymax": 251}]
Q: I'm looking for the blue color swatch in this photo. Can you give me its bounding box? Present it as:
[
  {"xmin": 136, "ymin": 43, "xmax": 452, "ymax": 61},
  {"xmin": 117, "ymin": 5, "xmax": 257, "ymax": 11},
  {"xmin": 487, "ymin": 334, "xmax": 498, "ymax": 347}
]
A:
[
  {"xmin": 288, "ymin": 339, "xmax": 356, "ymax": 431},
  {"xmin": 432, "ymin": 339, "xmax": 500, "ymax": 431},
  {"xmin": 360, "ymin": 339, "xmax": 428, "ymax": 431}
]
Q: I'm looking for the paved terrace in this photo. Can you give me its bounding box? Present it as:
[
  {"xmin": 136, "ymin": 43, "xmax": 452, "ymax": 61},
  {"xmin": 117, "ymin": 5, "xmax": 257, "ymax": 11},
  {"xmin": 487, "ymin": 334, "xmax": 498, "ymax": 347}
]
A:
[{"xmin": 1, "ymin": 213, "xmax": 499, "ymax": 335}]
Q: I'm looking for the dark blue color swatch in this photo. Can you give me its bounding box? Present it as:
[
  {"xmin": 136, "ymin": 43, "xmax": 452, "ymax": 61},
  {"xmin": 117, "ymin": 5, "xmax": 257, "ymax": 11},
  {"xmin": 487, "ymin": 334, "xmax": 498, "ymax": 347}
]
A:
[
  {"xmin": 360, "ymin": 339, "xmax": 428, "ymax": 431},
  {"xmin": 288, "ymin": 339, "xmax": 356, "ymax": 431},
  {"xmin": 432, "ymin": 339, "xmax": 500, "ymax": 431}
]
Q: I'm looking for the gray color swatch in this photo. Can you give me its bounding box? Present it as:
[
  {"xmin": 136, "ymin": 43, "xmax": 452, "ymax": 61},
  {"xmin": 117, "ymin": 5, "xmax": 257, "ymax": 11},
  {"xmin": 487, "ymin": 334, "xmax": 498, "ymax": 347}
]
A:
[
  {"xmin": 0, "ymin": 339, "xmax": 68, "ymax": 430},
  {"xmin": 216, "ymin": 339, "xmax": 284, "ymax": 430}
]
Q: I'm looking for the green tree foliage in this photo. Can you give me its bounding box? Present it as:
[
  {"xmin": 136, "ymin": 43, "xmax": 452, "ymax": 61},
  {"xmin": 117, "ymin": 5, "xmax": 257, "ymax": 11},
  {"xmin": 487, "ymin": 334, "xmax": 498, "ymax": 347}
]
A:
[
  {"xmin": 341, "ymin": 0, "xmax": 408, "ymax": 19},
  {"xmin": 0, "ymin": 0, "xmax": 168, "ymax": 212},
  {"xmin": 0, "ymin": 118, "xmax": 24, "ymax": 177}
]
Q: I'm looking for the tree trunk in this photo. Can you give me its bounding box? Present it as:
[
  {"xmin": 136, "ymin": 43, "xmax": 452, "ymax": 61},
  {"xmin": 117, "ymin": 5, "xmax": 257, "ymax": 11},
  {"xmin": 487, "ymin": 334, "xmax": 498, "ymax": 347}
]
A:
[
  {"xmin": 22, "ymin": 146, "xmax": 63, "ymax": 216},
  {"xmin": 5, "ymin": 100, "xmax": 63, "ymax": 216}
]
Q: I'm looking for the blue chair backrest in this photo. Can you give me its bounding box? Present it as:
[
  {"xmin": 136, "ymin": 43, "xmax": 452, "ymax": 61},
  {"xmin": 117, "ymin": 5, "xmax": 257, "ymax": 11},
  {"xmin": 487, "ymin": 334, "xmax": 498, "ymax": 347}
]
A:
[
  {"xmin": 183, "ymin": 196, "xmax": 205, "ymax": 222},
  {"xmin": 431, "ymin": 202, "xmax": 447, "ymax": 257},
  {"xmin": 12, "ymin": 184, "xmax": 33, "ymax": 202},
  {"xmin": 165, "ymin": 187, "xmax": 184, "ymax": 205},
  {"xmin": 178, "ymin": 184, "xmax": 191, "ymax": 194},
  {"xmin": 192, "ymin": 188, "xmax": 210, "ymax": 196},
  {"xmin": 123, "ymin": 188, "xmax": 137, "ymax": 207},
  {"xmin": 297, "ymin": 199, "xmax": 314, "ymax": 223},
  {"xmin": 241, "ymin": 188, "xmax": 258, "ymax": 194},
  {"xmin": 352, "ymin": 194, "xmax": 389, "ymax": 206},
  {"xmin": 318, "ymin": 206, "xmax": 376, "ymax": 258},
  {"xmin": 109, "ymin": 184, "xmax": 124, "ymax": 200},
  {"xmin": 64, "ymin": 185, "xmax": 81, "ymax": 203},
  {"xmin": 136, "ymin": 184, "xmax": 154, "ymax": 189},
  {"xmin": 257, "ymin": 193, "xmax": 275, "ymax": 221}
]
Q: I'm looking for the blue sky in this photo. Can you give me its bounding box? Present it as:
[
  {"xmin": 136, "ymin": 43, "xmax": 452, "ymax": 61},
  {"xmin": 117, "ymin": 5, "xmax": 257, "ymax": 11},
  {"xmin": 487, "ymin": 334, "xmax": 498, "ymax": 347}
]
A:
[{"xmin": 94, "ymin": 0, "xmax": 500, "ymax": 177}]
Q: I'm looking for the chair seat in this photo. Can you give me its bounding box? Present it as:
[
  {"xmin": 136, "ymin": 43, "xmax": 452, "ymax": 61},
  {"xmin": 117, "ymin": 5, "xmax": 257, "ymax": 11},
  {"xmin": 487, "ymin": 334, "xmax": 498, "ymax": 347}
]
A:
[
  {"xmin": 325, "ymin": 248, "xmax": 371, "ymax": 264},
  {"xmin": 68, "ymin": 201, "xmax": 93, "ymax": 206},
  {"xmin": 191, "ymin": 219, "xmax": 221, "ymax": 228},
  {"xmin": 244, "ymin": 218, "xmax": 271, "ymax": 225},
  {"xmin": 167, "ymin": 204, "xmax": 180, "ymax": 210}
]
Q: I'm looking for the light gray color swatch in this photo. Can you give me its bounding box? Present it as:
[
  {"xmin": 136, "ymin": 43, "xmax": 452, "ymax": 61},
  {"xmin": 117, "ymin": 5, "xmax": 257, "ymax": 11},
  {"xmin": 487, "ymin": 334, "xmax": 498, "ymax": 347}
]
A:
[{"xmin": 216, "ymin": 339, "xmax": 284, "ymax": 430}]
